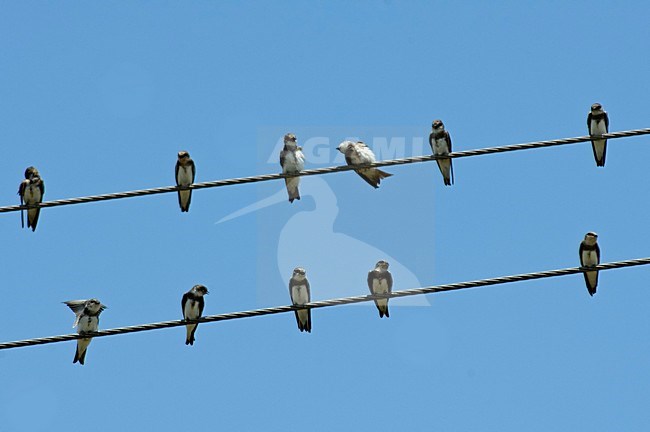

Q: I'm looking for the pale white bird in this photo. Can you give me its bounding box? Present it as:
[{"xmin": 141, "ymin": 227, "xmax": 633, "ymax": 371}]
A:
[{"xmin": 337, "ymin": 140, "xmax": 392, "ymax": 188}]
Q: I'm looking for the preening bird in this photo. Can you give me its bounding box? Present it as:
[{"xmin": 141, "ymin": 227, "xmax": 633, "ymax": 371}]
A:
[
  {"xmin": 337, "ymin": 141, "xmax": 392, "ymax": 188},
  {"xmin": 63, "ymin": 299, "xmax": 107, "ymax": 365},
  {"xmin": 18, "ymin": 166, "xmax": 45, "ymax": 231}
]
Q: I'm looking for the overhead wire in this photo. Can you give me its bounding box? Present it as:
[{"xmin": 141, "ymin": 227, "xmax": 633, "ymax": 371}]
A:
[
  {"xmin": 1, "ymin": 257, "xmax": 649, "ymax": 351},
  {"xmin": 1, "ymin": 128, "xmax": 649, "ymax": 214}
]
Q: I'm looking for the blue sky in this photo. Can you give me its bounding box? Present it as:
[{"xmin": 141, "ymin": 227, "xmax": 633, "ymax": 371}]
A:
[{"xmin": 2, "ymin": 2, "xmax": 650, "ymax": 431}]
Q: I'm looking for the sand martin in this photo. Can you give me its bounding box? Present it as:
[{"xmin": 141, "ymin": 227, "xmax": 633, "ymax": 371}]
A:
[
  {"xmin": 289, "ymin": 267, "xmax": 311, "ymax": 332},
  {"xmin": 367, "ymin": 260, "xmax": 393, "ymax": 318},
  {"xmin": 279, "ymin": 133, "xmax": 305, "ymax": 203},
  {"xmin": 587, "ymin": 103, "xmax": 609, "ymax": 167},
  {"xmin": 63, "ymin": 299, "xmax": 107, "ymax": 365},
  {"xmin": 579, "ymin": 232, "xmax": 600, "ymax": 296},
  {"xmin": 175, "ymin": 151, "xmax": 196, "ymax": 212},
  {"xmin": 429, "ymin": 120, "xmax": 454, "ymax": 186},
  {"xmin": 181, "ymin": 284, "xmax": 209, "ymax": 345},
  {"xmin": 337, "ymin": 141, "xmax": 392, "ymax": 188},
  {"xmin": 18, "ymin": 166, "xmax": 45, "ymax": 231}
]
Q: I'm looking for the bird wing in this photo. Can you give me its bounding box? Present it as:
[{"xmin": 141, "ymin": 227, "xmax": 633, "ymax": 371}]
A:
[
  {"xmin": 604, "ymin": 112, "xmax": 609, "ymax": 131},
  {"xmin": 63, "ymin": 300, "xmax": 87, "ymax": 328},
  {"xmin": 446, "ymin": 131, "xmax": 455, "ymax": 184},
  {"xmin": 367, "ymin": 270, "xmax": 376, "ymax": 294},
  {"xmin": 181, "ymin": 292, "xmax": 190, "ymax": 318},
  {"xmin": 197, "ymin": 296, "xmax": 205, "ymax": 318},
  {"xmin": 64, "ymin": 300, "xmax": 87, "ymax": 314},
  {"xmin": 189, "ymin": 159, "xmax": 196, "ymax": 184},
  {"xmin": 18, "ymin": 180, "xmax": 26, "ymax": 228},
  {"xmin": 175, "ymin": 161, "xmax": 181, "ymax": 186},
  {"xmin": 18, "ymin": 179, "xmax": 27, "ymax": 198}
]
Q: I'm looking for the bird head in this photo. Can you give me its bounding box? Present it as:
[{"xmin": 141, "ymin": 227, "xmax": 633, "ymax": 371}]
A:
[
  {"xmin": 24, "ymin": 166, "xmax": 39, "ymax": 179},
  {"xmin": 192, "ymin": 284, "xmax": 209, "ymax": 296},
  {"xmin": 375, "ymin": 260, "xmax": 390, "ymax": 271},
  {"xmin": 292, "ymin": 267, "xmax": 307, "ymax": 278},
  {"xmin": 584, "ymin": 232, "xmax": 598, "ymax": 245},
  {"xmin": 337, "ymin": 141, "xmax": 354, "ymax": 154},
  {"xmin": 85, "ymin": 298, "xmax": 107, "ymax": 314},
  {"xmin": 284, "ymin": 133, "xmax": 297, "ymax": 144},
  {"xmin": 590, "ymin": 103, "xmax": 603, "ymax": 113}
]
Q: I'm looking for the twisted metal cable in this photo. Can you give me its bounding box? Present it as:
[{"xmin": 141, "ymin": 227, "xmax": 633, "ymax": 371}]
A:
[
  {"xmin": 2, "ymin": 128, "xmax": 649, "ymax": 214},
  {"xmin": 1, "ymin": 257, "xmax": 648, "ymax": 351}
]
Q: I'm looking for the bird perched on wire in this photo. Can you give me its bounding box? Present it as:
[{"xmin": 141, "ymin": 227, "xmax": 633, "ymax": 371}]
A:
[
  {"xmin": 175, "ymin": 151, "xmax": 196, "ymax": 212},
  {"xmin": 63, "ymin": 299, "xmax": 107, "ymax": 365},
  {"xmin": 18, "ymin": 166, "xmax": 45, "ymax": 231},
  {"xmin": 579, "ymin": 232, "xmax": 601, "ymax": 296},
  {"xmin": 367, "ymin": 260, "xmax": 393, "ymax": 318},
  {"xmin": 587, "ymin": 103, "xmax": 609, "ymax": 167},
  {"xmin": 181, "ymin": 284, "xmax": 209, "ymax": 345},
  {"xmin": 337, "ymin": 141, "xmax": 392, "ymax": 188},
  {"xmin": 289, "ymin": 267, "xmax": 311, "ymax": 332},
  {"xmin": 279, "ymin": 133, "xmax": 305, "ymax": 203},
  {"xmin": 429, "ymin": 119, "xmax": 454, "ymax": 186}
]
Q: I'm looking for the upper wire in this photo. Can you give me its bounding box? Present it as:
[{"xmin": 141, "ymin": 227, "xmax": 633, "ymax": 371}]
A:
[{"xmin": 2, "ymin": 128, "xmax": 649, "ymax": 214}]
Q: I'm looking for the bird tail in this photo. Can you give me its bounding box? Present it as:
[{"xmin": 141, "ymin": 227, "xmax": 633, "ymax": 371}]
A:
[
  {"xmin": 294, "ymin": 311, "xmax": 304, "ymax": 332},
  {"xmin": 437, "ymin": 159, "xmax": 453, "ymax": 186},
  {"xmin": 305, "ymin": 310, "xmax": 312, "ymax": 333},
  {"xmin": 591, "ymin": 140, "xmax": 607, "ymax": 167},
  {"xmin": 583, "ymin": 271, "xmax": 598, "ymax": 296},
  {"xmin": 185, "ymin": 323, "xmax": 197, "ymax": 345},
  {"xmin": 296, "ymin": 309, "xmax": 311, "ymax": 333},
  {"xmin": 285, "ymin": 178, "xmax": 301, "ymax": 203},
  {"xmin": 178, "ymin": 190, "xmax": 192, "ymax": 212},
  {"xmin": 74, "ymin": 338, "xmax": 91, "ymax": 365},
  {"xmin": 19, "ymin": 195, "xmax": 24, "ymax": 229},
  {"xmin": 375, "ymin": 300, "xmax": 390, "ymax": 318},
  {"xmin": 357, "ymin": 169, "xmax": 393, "ymax": 189},
  {"xmin": 449, "ymin": 159, "xmax": 455, "ymax": 185},
  {"xmin": 376, "ymin": 169, "xmax": 393, "ymax": 180},
  {"xmin": 28, "ymin": 208, "xmax": 40, "ymax": 231}
]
